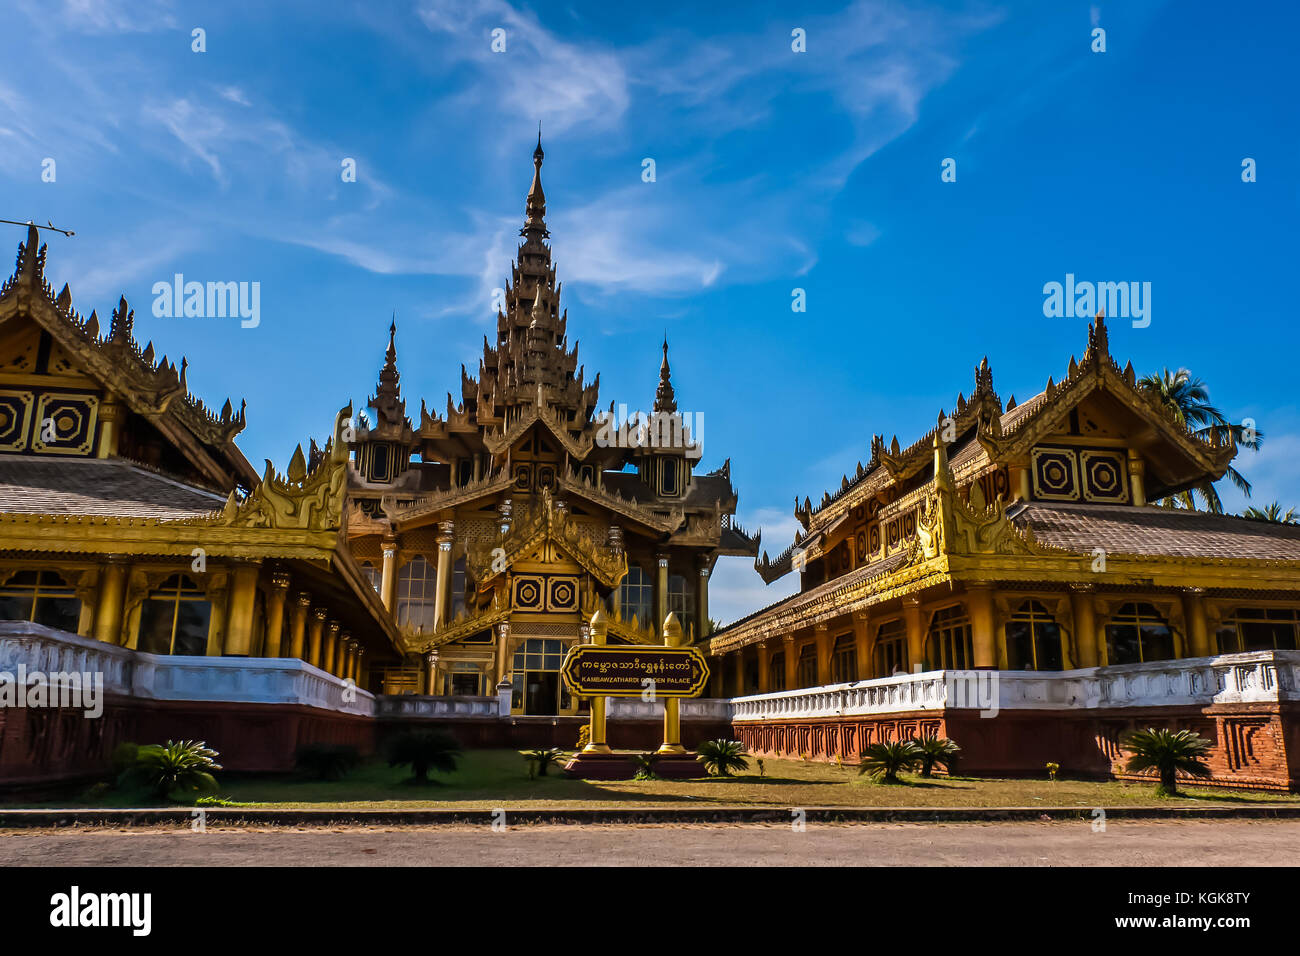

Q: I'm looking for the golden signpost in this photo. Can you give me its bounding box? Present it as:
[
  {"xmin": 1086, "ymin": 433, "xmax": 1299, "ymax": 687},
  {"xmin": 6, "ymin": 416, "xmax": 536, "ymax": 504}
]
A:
[{"xmin": 561, "ymin": 608, "xmax": 711, "ymax": 778}]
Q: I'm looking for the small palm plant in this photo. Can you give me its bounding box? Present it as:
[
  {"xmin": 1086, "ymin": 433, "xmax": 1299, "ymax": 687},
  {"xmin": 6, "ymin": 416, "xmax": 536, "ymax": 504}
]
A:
[
  {"xmin": 696, "ymin": 739, "xmax": 749, "ymax": 777},
  {"xmin": 523, "ymin": 747, "xmax": 567, "ymax": 778},
  {"xmin": 858, "ymin": 740, "xmax": 921, "ymax": 784},
  {"xmin": 629, "ymin": 752, "xmax": 661, "ymax": 780},
  {"xmin": 1121, "ymin": 727, "xmax": 1213, "ymax": 797},
  {"xmin": 912, "ymin": 735, "xmax": 961, "ymax": 778},
  {"xmin": 386, "ymin": 730, "xmax": 461, "ymax": 785},
  {"xmin": 132, "ymin": 740, "xmax": 222, "ymax": 800}
]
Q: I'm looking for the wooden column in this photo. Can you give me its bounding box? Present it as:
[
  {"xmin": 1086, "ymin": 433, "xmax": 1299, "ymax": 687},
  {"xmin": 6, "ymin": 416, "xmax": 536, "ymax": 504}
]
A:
[
  {"xmin": 696, "ymin": 556, "xmax": 711, "ymax": 642},
  {"xmin": 852, "ymin": 612, "xmax": 871, "ymax": 679},
  {"xmin": 96, "ymin": 401, "xmax": 123, "ymax": 458},
  {"xmin": 783, "ymin": 634, "xmax": 798, "ymax": 690},
  {"xmin": 93, "ymin": 556, "xmax": 129, "ymax": 645},
  {"xmin": 733, "ymin": 648, "xmax": 745, "ymax": 696},
  {"xmin": 353, "ymin": 645, "xmax": 365, "ymax": 685},
  {"xmin": 223, "ymin": 562, "xmax": 261, "ymax": 656},
  {"xmin": 903, "ymin": 599, "xmax": 925, "ymax": 672},
  {"xmin": 1071, "ymin": 585, "xmax": 1099, "ymax": 668},
  {"xmin": 287, "ymin": 592, "xmax": 309, "ymax": 660},
  {"xmin": 814, "ymin": 624, "xmax": 832, "ymax": 685},
  {"xmin": 757, "ymin": 641, "xmax": 771, "ymax": 693},
  {"xmin": 433, "ymin": 521, "xmax": 454, "ymax": 629},
  {"xmin": 655, "ymin": 554, "xmax": 669, "ymax": 634},
  {"xmin": 967, "ymin": 585, "xmax": 997, "ymax": 668},
  {"xmin": 307, "ymin": 608, "xmax": 327, "ymax": 668},
  {"xmin": 1183, "ymin": 588, "xmax": 1211, "ymax": 658},
  {"xmin": 263, "ymin": 572, "xmax": 290, "ymax": 657},
  {"xmin": 380, "ymin": 539, "xmax": 398, "ymax": 611},
  {"xmin": 1127, "ymin": 449, "xmax": 1146, "ymax": 507},
  {"xmin": 338, "ymin": 634, "xmax": 354, "ymax": 680},
  {"xmin": 323, "ymin": 622, "xmax": 341, "ymax": 675}
]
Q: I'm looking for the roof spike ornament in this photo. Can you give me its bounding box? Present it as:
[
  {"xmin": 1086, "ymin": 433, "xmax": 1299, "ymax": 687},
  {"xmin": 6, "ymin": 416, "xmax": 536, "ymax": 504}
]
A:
[
  {"xmin": 522, "ymin": 126, "xmax": 548, "ymax": 240},
  {"xmin": 654, "ymin": 338, "xmax": 677, "ymax": 413},
  {"xmin": 109, "ymin": 295, "xmax": 134, "ymax": 343},
  {"xmin": 1088, "ymin": 308, "xmax": 1110, "ymax": 359}
]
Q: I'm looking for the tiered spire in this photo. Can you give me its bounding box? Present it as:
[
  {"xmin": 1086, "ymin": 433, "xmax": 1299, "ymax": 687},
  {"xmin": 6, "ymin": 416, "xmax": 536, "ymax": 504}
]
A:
[
  {"xmin": 654, "ymin": 339, "xmax": 677, "ymax": 413},
  {"xmin": 367, "ymin": 318, "xmax": 409, "ymax": 431}
]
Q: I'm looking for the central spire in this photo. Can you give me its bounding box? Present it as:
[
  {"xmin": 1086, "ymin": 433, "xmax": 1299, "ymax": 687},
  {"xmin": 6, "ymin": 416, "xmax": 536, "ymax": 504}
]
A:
[
  {"xmin": 654, "ymin": 338, "xmax": 677, "ymax": 413},
  {"xmin": 523, "ymin": 126, "xmax": 548, "ymax": 240}
]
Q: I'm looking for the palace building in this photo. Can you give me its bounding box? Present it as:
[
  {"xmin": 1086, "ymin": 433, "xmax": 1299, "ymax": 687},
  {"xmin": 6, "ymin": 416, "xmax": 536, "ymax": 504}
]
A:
[
  {"xmin": 710, "ymin": 315, "xmax": 1300, "ymax": 788},
  {"xmin": 343, "ymin": 137, "xmax": 757, "ymax": 714}
]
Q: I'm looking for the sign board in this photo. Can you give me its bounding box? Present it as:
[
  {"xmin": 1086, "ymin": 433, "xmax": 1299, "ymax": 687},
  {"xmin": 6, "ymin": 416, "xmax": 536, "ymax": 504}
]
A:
[{"xmin": 560, "ymin": 645, "xmax": 710, "ymax": 699}]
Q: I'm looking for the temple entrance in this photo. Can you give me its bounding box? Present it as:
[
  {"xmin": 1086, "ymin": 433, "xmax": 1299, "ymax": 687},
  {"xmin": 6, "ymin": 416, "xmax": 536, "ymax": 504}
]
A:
[{"xmin": 525, "ymin": 672, "xmax": 559, "ymax": 715}]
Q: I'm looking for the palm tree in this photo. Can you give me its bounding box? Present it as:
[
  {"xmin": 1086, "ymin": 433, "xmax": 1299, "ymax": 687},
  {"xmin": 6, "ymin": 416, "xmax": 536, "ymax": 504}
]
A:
[
  {"xmin": 912, "ymin": 735, "xmax": 961, "ymax": 778},
  {"xmin": 695, "ymin": 739, "xmax": 749, "ymax": 777},
  {"xmin": 387, "ymin": 730, "xmax": 461, "ymax": 784},
  {"xmin": 523, "ymin": 747, "xmax": 567, "ymax": 777},
  {"xmin": 1121, "ymin": 727, "xmax": 1213, "ymax": 797},
  {"xmin": 132, "ymin": 740, "xmax": 222, "ymax": 800},
  {"xmin": 1241, "ymin": 502, "xmax": 1298, "ymax": 524},
  {"xmin": 1138, "ymin": 369, "xmax": 1262, "ymax": 513},
  {"xmin": 858, "ymin": 740, "xmax": 921, "ymax": 784}
]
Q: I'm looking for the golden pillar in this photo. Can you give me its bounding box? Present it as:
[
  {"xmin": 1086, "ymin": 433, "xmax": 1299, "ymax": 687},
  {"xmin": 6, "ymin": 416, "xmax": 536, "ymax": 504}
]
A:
[
  {"xmin": 353, "ymin": 644, "xmax": 365, "ymax": 685},
  {"xmin": 1183, "ymin": 587, "xmax": 1211, "ymax": 658},
  {"xmin": 223, "ymin": 562, "xmax": 261, "ymax": 656},
  {"xmin": 733, "ymin": 647, "xmax": 745, "ymax": 695},
  {"xmin": 288, "ymin": 591, "xmax": 309, "ymax": 660},
  {"xmin": 96, "ymin": 401, "xmax": 123, "ymax": 458},
  {"xmin": 903, "ymin": 598, "xmax": 925, "ymax": 672},
  {"xmin": 338, "ymin": 631, "xmax": 353, "ymax": 678},
  {"xmin": 425, "ymin": 651, "xmax": 439, "ymax": 695},
  {"xmin": 583, "ymin": 609, "xmax": 612, "ymax": 753},
  {"xmin": 783, "ymin": 634, "xmax": 798, "ymax": 689},
  {"xmin": 307, "ymin": 608, "xmax": 327, "ymax": 668},
  {"xmin": 655, "ymin": 554, "xmax": 669, "ymax": 637},
  {"xmin": 852, "ymin": 612, "xmax": 871, "ymax": 679},
  {"xmin": 658, "ymin": 612, "xmax": 686, "ymax": 754},
  {"xmin": 263, "ymin": 572, "xmax": 290, "ymax": 657},
  {"xmin": 696, "ymin": 556, "xmax": 711, "ymax": 642},
  {"xmin": 323, "ymin": 621, "xmax": 341, "ymax": 675},
  {"xmin": 433, "ymin": 521, "xmax": 454, "ymax": 629},
  {"xmin": 814, "ymin": 624, "xmax": 832, "ymax": 685},
  {"xmin": 1127, "ymin": 449, "xmax": 1147, "ymax": 507},
  {"xmin": 1014, "ymin": 463, "xmax": 1031, "ymax": 503},
  {"xmin": 494, "ymin": 623, "xmax": 511, "ymax": 691},
  {"xmin": 757, "ymin": 640, "xmax": 771, "ymax": 693},
  {"xmin": 380, "ymin": 539, "xmax": 398, "ymax": 611},
  {"xmin": 93, "ymin": 556, "xmax": 129, "ymax": 645},
  {"xmin": 1071, "ymin": 585, "xmax": 1098, "ymax": 668},
  {"xmin": 967, "ymin": 585, "xmax": 996, "ymax": 668}
]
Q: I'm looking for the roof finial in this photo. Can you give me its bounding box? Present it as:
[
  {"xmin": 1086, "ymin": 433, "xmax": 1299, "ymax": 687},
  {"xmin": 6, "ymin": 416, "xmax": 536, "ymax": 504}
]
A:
[
  {"xmin": 522, "ymin": 129, "xmax": 548, "ymax": 239},
  {"xmin": 654, "ymin": 337, "xmax": 677, "ymax": 414}
]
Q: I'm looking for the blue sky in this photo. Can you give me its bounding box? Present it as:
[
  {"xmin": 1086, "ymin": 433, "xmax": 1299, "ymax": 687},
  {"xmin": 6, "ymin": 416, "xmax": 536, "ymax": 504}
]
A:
[{"xmin": 2, "ymin": 0, "xmax": 1297, "ymax": 624}]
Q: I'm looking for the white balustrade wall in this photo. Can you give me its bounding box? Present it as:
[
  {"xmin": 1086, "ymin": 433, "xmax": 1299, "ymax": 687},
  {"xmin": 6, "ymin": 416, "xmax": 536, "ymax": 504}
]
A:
[
  {"xmin": 731, "ymin": 650, "xmax": 1300, "ymax": 722},
  {"xmin": 0, "ymin": 621, "xmax": 374, "ymax": 717}
]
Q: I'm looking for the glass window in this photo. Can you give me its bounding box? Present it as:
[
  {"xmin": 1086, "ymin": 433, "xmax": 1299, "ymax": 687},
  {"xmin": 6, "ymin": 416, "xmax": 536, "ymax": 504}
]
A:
[
  {"xmin": 875, "ymin": 619, "xmax": 908, "ymax": 677},
  {"xmin": 668, "ymin": 573, "xmax": 695, "ymax": 634},
  {"xmin": 1216, "ymin": 608, "xmax": 1300, "ymax": 653},
  {"xmin": 361, "ymin": 563, "xmax": 381, "ymax": 593},
  {"xmin": 618, "ymin": 565, "xmax": 654, "ymax": 628},
  {"xmin": 396, "ymin": 555, "xmax": 437, "ymax": 632},
  {"xmin": 1105, "ymin": 602, "xmax": 1174, "ymax": 665},
  {"xmin": 451, "ymin": 557, "xmax": 466, "ymax": 619},
  {"xmin": 0, "ymin": 570, "xmax": 81, "ymax": 633},
  {"xmin": 928, "ymin": 605, "xmax": 972, "ymax": 670},
  {"xmin": 796, "ymin": 643, "xmax": 817, "ymax": 688},
  {"xmin": 1005, "ymin": 601, "xmax": 1064, "ymax": 671},
  {"xmin": 769, "ymin": 651, "xmax": 786, "ymax": 691},
  {"xmin": 832, "ymin": 633, "xmax": 857, "ymax": 683},
  {"xmin": 138, "ymin": 574, "xmax": 211, "ymax": 656}
]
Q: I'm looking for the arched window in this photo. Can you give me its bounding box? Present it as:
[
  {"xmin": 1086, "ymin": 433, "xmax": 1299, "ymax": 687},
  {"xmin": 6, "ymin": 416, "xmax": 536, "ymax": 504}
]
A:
[
  {"xmin": 1216, "ymin": 608, "xmax": 1300, "ymax": 653},
  {"xmin": 769, "ymin": 651, "xmax": 786, "ymax": 691},
  {"xmin": 1105, "ymin": 602, "xmax": 1174, "ymax": 665},
  {"xmin": 831, "ymin": 633, "xmax": 857, "ymax": 683},
  {"xmin": 796, "ymin": 643, "xmax": 817, "ymax": 688},
  {"xmin": 396, "ymin": 556, "xmax": 437, "ymax": 632},
  {"xmin": 1005, "ymin": 601, "xmax": 1064, "ymax": 671},
  {"xmin": 0, "ymin": 570, "xmax": 80, "ymax": 633},
  {"xmin": 928, "ymin": 605, "xmax": 972, "ymax": 670},
  {"xmin": 874, "ymin": 619, "xmax": 908, "ymax": 677},
  {"xmin": 618, "ymin": 565, "xmax": 654, "ymax": 627},
  {"xmin": 138, "ymin": 574, "xmax": 211, "ymax": 656},
  {"xmin": 668, "ymin": 573, "xmax": 695, "ymax": 634}
]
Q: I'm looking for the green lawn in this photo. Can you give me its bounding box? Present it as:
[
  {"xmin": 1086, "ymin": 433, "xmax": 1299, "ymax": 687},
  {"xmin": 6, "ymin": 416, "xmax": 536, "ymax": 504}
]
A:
[{"xmin": 26, "ymin": 750, "xmax": 1300, "ymax": 810}]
